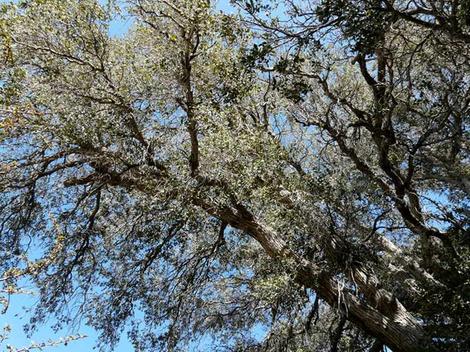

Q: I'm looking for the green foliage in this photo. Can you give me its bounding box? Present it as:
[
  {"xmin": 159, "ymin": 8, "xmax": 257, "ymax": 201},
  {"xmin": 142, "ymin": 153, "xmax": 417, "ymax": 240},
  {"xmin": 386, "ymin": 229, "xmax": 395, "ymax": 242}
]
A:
[
  {"xmin": 0, "ymin": 0, "xmax": 469, "ymax": 351},
  {"xmin": 317, "ymin": 0, "xmax": 393, "ymax": 53}
]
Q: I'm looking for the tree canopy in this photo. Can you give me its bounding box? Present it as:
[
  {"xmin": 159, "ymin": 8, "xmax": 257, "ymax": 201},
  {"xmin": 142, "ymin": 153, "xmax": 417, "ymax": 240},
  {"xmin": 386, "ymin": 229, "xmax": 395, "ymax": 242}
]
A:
[{"xmin": 0, "ymin": 0, "xmax": 469, "ymax": 351}]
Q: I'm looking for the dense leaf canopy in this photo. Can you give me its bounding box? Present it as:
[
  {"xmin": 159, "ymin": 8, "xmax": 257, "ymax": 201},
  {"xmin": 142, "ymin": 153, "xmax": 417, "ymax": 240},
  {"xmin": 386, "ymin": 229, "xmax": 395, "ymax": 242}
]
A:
[{"xmin": 0, "ymin": 0, "xmax": 469, "ymax": 351}]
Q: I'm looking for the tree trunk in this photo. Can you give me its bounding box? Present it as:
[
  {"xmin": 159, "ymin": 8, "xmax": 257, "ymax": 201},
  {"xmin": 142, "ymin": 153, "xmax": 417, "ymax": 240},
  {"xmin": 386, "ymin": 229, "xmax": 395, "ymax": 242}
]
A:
[{"xmin": 208, "ymin": 203, "xmax": 434, "ymax": 352}]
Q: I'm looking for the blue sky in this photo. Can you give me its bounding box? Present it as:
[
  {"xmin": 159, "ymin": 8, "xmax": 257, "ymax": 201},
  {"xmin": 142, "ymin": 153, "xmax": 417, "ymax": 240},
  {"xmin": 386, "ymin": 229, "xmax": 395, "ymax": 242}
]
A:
[
  {"xmin": 0, "ymin": 0, "xmax": 132, "ymax": 349},
  {"xmin": 2, "ymin": 293, "xmax": 131, "ymax": 351},
  {"xmin": 0, "ymin": 1, "xmax": 239, "ymax": 351}
]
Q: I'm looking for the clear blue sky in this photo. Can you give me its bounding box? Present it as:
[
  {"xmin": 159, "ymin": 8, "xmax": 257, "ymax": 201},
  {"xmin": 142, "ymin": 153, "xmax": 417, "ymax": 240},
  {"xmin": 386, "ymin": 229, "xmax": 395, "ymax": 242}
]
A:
[{"xmin": 2, "ymin": 292, "xmax": 132, "ymax": 351}]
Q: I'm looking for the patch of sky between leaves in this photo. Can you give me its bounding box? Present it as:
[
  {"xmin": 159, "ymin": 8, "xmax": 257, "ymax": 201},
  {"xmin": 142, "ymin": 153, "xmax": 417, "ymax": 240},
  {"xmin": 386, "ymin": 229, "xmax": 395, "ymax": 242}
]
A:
[{"xmin": 103, "ymin": 0, "xmax": 236, "ymax": 38}]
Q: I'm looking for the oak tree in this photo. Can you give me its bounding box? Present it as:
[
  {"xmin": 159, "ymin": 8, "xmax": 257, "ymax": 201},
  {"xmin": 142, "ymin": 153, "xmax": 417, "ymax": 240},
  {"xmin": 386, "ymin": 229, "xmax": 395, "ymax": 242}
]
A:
[{"xmin": 0, "ymin": 0, "xmax": 469, "ymax": 351}]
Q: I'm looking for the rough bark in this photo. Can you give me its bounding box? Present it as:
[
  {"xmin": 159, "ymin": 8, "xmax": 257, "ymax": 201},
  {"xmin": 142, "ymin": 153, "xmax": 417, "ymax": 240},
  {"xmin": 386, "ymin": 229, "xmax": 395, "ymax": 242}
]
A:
[{"xmin": 203, "ymin": 202, "xmax": 433, "ymax": 352}]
